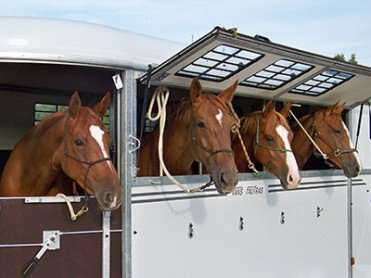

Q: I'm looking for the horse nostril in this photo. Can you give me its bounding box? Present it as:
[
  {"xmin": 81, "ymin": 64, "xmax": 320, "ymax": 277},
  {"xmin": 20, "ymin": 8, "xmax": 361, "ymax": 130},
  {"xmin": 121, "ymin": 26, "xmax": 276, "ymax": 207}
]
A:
[
  {"xmin": 220, "ymin": 172, "xmax": 227, "ymax": 185},
  {"xmin": 355, "ymin": 166, "xmax": 360, "ymax": 173},
  {"xmin": 104, "ymin": 192, "xmax": 115, "ymax": 204},
  {"xmin": 288, "ymin": 175, "xmax": 294, "ymax": 183}
]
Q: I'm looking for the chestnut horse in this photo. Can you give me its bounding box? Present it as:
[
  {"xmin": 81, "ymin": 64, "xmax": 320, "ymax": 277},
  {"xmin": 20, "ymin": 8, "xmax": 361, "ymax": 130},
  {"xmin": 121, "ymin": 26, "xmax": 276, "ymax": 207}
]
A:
[
  {"xmin": 0, "ymin": 92, "xmax": 122, "ymax": 210},
  {"xmin": 232, "ymin": 102, "xmax": 301, "ymax": 189},
  {"xmin": 139, "ymin": 78, "xmax": 239, "ymax": 194},
  {"xmin": 291, "ymin": 103, "xmax": 361, "ymax": 178}
]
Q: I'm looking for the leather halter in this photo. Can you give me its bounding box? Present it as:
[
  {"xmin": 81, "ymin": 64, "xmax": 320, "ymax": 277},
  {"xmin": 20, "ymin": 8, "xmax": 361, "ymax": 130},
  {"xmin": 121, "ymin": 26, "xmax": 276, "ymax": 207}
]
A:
[
  {"xmin": 63, "ymin": 118, "xmax": 112, "ymax": 205},
  {"xmin": 310, "ymin": 119, "xmax": 358, "ymax": 159},
  {"xmin": 254, "ymin": 115, "xmax": 293, "ymax": 154},
  {"xmin": 190, "ymin": 101, "xmax": 239, "ymax": 164}
]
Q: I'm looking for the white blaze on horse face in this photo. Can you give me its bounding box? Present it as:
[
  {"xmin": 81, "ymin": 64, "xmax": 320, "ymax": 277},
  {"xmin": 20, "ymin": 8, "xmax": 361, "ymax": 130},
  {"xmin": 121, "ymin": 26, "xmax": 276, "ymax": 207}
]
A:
[
  {"xmin": 89, "ymin": 125, "xmax": 114, "ymax": 170},
  {"xmin": 216, "ymin": 109, "xmax": 223, "ymax": 127},
  {"xmin": 89, "ymin": 125, "xmax": 109, "ymax": 158},
  {"xmin": 276, "ymin": 125, "xmax": 300, "ymax": 188},
  {"xmin": 342, "ymin": 121, "xmax": 362, "ymax": 168}
]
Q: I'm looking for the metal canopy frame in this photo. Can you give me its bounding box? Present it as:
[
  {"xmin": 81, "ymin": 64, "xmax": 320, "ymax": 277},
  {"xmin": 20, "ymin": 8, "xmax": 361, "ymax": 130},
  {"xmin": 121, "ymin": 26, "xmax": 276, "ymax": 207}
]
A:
[{"xmin": 141, "ymin": 27, "xmax": 371, "ymax": 108}]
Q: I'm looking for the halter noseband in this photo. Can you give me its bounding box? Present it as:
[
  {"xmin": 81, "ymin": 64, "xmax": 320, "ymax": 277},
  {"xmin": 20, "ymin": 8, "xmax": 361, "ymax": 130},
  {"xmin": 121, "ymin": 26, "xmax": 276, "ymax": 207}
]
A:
[
  {"xmin": 63, "ymin": 118, "xmax": 112, "ymax": 206},
  {"xmin": 311, "ymin": 121, "xmax": 358, "ymax": 159},
  {"xmin": 190, "ymin": 102, "xmax": 239, "ymax": 163}
]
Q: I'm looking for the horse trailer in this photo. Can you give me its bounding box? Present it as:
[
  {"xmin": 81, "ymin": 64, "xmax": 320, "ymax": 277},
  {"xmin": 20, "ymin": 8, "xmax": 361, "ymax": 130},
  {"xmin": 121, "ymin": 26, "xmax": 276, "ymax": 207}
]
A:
[{"xmin": 0, "ymin": 17, "xmax": 370, "ymax": 278}]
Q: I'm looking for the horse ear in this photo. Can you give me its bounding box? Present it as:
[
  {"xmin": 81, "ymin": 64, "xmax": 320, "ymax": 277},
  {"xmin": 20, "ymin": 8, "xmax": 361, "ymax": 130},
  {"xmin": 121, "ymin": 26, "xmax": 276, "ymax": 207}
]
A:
[
  {"xmin": 94, "ymin": 91, "xmax": 112, "ymax": 118},
  {"xmin": 280, "ymin": 102, "xmax": 292, "ymax": 118},
  {"xmin": 218, "ymin": 80, "xmax": 238, "ymax": 102},
  {"xmin": 69, "ymin": 91, "xmax": 81, "ymax": 118},
  {"xmin": 190, "ymin": 78, "xmax": 203, "ymax": 102},
  {"xmin": 263, "ymin": 100, "xmax": 275, "ymax": 117},
  {"xmin": 332, "ymin": 102, "xmax": 345, "ymax": 114}
]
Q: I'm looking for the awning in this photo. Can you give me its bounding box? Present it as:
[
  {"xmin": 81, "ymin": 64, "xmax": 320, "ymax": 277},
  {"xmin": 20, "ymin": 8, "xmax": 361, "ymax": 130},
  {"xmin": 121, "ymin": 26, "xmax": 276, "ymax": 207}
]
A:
[{"xmin": 142, "ymin": 27, "xmax": 371, "ymax": 108}]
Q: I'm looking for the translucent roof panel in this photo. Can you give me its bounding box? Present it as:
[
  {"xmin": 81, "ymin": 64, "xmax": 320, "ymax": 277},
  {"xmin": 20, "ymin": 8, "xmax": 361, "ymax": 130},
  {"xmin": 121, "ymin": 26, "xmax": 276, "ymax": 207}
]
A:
[
  {"xmin": 175, "ymin": 44, "xmax": 264, "ymax": 81},
  {"xmin": 290, "ymin": 69, "xmax": 354, "ymax": 96},
  {"xmin": 240, "ymin": 59, "xmax": 314, "ymax": 90}
]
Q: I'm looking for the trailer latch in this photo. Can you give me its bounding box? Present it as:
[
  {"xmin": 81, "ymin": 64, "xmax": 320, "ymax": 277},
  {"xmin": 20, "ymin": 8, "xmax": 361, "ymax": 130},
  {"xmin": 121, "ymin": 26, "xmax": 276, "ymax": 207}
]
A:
[{"xmin": 22, "ymin": 230, "xmax": 60, "ymax": 277}]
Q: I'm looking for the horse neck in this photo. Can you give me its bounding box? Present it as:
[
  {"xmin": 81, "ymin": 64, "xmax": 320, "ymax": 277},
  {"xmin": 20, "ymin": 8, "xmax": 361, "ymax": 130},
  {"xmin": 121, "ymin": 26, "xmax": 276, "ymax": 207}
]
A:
[
  {"xmin": 0, "ymin": 114, "xmax": 66, "ymax": 195},
  {"xmin": 233, "ymin": 115, "xmax": 258, "ymax": 172},
  {"xmin": 162, "ymin": 110, "xmax": 195, "ymax": 174},
  {"xmin": 292, "ymin": 115, "xmax": 315, "ymax": 169}
]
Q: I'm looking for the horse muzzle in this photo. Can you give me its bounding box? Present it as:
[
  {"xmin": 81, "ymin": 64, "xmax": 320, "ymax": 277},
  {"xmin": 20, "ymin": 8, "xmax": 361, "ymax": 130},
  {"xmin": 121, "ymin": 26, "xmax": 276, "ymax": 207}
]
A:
[
  {"xmin": 96, "ymin": 187, "xmax": 123, "ymax": 211},
  {"xmin": 213, "ymin": 169, "xmax": 238, "ymax": 194},
  {"xmin": 343, "ymin": 164, "xmax": 361, "ymax": 178}
]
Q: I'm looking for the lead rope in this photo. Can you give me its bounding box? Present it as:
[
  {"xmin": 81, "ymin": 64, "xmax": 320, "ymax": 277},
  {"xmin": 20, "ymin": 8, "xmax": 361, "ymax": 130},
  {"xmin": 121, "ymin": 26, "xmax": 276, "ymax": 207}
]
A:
[
  {"xmin": 289, "ymin": 110, "xmax": 328, "ymax": 160},
  {"xmin": 56, "ymin": 193, "xmax": 89, "ymax": 221},
  {"xmin": 228, "ymin": 103, "xmax": 259, "ymax": 175},
  {"xmin": 147, "ymin": 86, "xmax": 207, "ymax": 193}
]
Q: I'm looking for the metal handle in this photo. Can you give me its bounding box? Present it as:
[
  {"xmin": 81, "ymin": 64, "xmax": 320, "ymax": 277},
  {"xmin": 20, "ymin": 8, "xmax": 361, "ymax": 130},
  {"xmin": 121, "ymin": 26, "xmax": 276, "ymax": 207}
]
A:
[{"xmin": 22, "ymin": 257, "xmax": 39, "ymax": 277}]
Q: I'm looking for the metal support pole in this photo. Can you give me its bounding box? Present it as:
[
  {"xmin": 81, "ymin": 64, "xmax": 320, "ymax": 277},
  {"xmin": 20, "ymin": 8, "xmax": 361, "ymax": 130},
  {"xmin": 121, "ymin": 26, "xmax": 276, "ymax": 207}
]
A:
[
  {"xmin": 121, "ymin": 70, "xmax": 137, "ymax": 278},
  {"xmin": 347, "ymin": 178, "xmax": 353, "ymax": 278},
  {"xmin": 102, "ymin": 211, "xmax": 111, "ymax": 278}
]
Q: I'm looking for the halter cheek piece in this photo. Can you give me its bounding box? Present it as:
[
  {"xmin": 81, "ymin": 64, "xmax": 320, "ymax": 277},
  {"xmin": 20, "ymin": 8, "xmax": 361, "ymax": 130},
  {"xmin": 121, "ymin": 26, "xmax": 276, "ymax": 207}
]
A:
[
  {"xmin": 190, "ymin": 102, "xmax": 240, "ymax": 188},
  {"xmin": 190, "ymin": 103, "xmax": 239, "ymax": 164},
  {"xmin": 191, "ymin": 127, "xmax": 234, "ymax": 162},
  {"xmin": 311, "ymin": 124, "xmax": 358, "ymax": 159},
  {"xmin": 254, "ymin": 116, "xmax": 293, "ymax": 154},
  {"xmin": 63, "ymin": 120, "xmax": 112, "ymax": 208}
]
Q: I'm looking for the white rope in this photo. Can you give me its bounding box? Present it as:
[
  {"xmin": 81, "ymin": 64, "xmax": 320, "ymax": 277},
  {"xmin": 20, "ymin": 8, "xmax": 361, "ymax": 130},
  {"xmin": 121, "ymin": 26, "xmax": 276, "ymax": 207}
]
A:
[
  {"xmin": 289, "ymin": 110, "xmax": 328, "ymax": 160},
  {"xmin": 147, "ymin": 86, "xmax": 202, "ymax": 193},
  {"xmin": 56, "ymin": 193, "xmax": 89, "ymax": 221}
]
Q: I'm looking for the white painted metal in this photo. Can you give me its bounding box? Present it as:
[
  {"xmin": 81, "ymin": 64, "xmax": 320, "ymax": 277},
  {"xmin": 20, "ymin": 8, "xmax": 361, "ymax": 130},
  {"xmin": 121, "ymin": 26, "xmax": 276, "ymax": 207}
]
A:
[
  {"xmin": 352, "ymin": 173, "xmax": 371, "ymax": 278},
  {"xmin": 132, "ymin": 174, "xmax": 358, "ymax": 278},
  {"xmin": 0, "ymin": 17, "xmax": 183, "ymax": 70},
  {"xmin": 102, "ymin": 211, "xmax": 111, "ymax": 278}
]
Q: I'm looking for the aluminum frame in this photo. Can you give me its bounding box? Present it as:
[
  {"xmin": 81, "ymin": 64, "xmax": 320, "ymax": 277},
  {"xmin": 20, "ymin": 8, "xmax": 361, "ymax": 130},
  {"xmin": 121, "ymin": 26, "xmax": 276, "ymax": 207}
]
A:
[{"xmin": 121, "ymin": 69, "xmax": 138, "ymax": 278}]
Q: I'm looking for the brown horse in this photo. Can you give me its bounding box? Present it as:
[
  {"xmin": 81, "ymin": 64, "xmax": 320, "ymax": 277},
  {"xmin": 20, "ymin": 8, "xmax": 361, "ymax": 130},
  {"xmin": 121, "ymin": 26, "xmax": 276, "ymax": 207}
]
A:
[
  {"xmin": 291, "ymin": 103, "xmax": 361, "ymax": 178},
  {"xmin": 139, "ymin": 78, "xmax": 239, "ymax": 194},
  {"xmin": 233, "ymin": 101, "xmax": 301, "ymax": 189},
  {"xmin": 0, "ymin": 92, "xmax": 122, "ymax": 210}
]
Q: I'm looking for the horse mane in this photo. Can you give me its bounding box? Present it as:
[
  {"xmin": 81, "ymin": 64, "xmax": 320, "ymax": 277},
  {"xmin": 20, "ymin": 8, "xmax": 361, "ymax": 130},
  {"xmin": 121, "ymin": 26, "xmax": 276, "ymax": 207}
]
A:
[
  {"xmin": 167, "ymin": 93, "xmax": 228, "ymax": 124},
  {"xmin": 240, "ymin": 110, "xmax": 290, "ymax": 135}
]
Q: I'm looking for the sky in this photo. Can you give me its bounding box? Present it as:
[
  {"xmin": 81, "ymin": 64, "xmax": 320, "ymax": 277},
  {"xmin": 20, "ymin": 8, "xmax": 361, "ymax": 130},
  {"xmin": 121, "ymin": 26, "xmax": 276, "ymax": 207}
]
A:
[{"xmin": 1, "ymin": 0, "xmax": 371, "ymax": 66}]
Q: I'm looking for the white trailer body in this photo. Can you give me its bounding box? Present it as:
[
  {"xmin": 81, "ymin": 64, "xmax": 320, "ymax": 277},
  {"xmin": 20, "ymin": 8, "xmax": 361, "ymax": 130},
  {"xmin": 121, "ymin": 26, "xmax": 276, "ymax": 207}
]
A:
[
  {"xmin": 129, "ymin": 28, "xmax": 371, "ymax": 278},
  {"xmin": 0, "ymin": 18, "xmax": 370, "ymax": 278}
]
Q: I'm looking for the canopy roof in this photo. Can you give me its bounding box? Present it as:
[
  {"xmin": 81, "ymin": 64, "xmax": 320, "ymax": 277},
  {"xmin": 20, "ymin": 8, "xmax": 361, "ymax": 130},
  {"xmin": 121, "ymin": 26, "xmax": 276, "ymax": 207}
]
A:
[
  {"xmin": 0, "ymin": 17, "xmax": 183, "ymax": 70},
  {"xmin": 144, "ymin": 27, "xmax": 371, "ymax": 108}
]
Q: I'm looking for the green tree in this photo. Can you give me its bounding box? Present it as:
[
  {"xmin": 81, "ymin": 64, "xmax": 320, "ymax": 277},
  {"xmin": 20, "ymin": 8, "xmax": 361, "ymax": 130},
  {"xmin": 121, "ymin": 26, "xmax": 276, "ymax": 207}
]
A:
[
  {"xmin": 334, "ymin": 53, "xmax": 346, "ymax": 62},
  {"xmin": 334, "ymin": 53, "xmax": 358, "ymax": 64},
  {"xmin": 348, "ymin": 53, "xmax": 358, "ymax": 64}
]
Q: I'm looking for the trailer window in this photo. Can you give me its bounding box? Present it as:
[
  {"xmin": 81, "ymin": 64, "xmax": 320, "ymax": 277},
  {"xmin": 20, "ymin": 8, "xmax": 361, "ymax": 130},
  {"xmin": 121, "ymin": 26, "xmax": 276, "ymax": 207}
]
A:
[
  {"xmin": 34, "ymin": 103, "xmax": 110, "ymax": 129},
  {"xmin": 290, "ymin": 69, "xmax": 353, "ymax": 96},
  {"xmin": 240, "ymin": 59, "xmax": 313, "ymax": 90},
  {"xmin": 175, "ymin": 44, "xmax": 263, "ymax": 82}
]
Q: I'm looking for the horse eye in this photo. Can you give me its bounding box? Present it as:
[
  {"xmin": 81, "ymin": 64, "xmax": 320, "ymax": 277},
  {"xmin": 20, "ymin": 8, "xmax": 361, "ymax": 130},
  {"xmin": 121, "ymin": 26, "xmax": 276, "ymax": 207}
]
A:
[
  {"xmin": 197, "ymin": 121, "xmax": 206, "ymax": 128},
  {"xmin": 267, "ymin": 136, "xmax": 274, "ymax": 143},
  {"xmin": 74, "ymin": 139, "xmax": 84, "ymax": 146},
  {"xmin": 334, "ymin": 129, "xmax": 341, "ymax": 134}
]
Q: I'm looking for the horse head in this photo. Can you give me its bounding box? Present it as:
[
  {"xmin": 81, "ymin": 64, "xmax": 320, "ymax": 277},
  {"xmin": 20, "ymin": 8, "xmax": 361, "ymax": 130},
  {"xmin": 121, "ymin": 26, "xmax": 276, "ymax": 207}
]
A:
[
  {"xmin": 59, "ymin": 91, "xmax": 122, "ymax": 210},
  {"xmin": 240, "ymin": 101, "xmax": 300, "ymax": 189},
  {"xmin": 190, "ymin": 78, "xmax": 239, "ymax": 194},
  {"xmin": 311, "ymin": 103, "xmax": 361, "ymax": 178}
]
